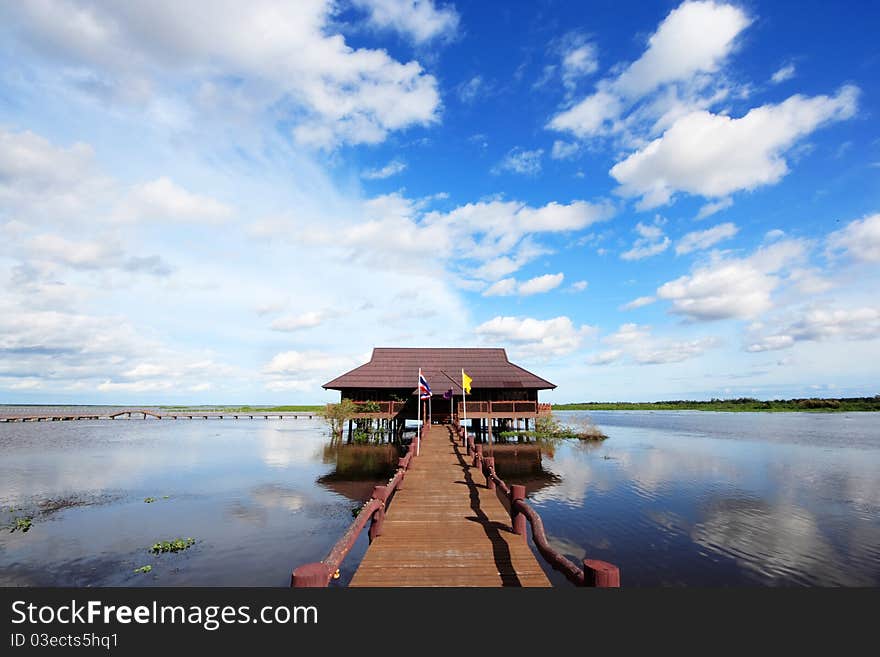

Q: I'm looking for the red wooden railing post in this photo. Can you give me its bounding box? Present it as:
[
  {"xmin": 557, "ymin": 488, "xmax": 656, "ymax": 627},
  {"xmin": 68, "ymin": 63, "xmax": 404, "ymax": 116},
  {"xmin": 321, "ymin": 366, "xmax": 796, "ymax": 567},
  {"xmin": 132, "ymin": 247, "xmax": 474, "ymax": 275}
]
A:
[
  {"xmin": 484, "ymin": 457, "xmax": 495, "ymax": 490},
  {"xmin": 368, "ymin": 486, "xmax": 388, "ymax": 542},
  {"xmin": 510, "ymin": 485, "xmax": 526, "ymax": 538},
  {"xmin": 397, "ymin": 457, "xmax": 408, "ymax": 490},
  {"xmin": 473, "ymin": 444, "xmax": 483, "ymax": 468},
  {"xmin": 582, "ymin": 560, "xmax": 620, "ymax": 587},
  {"xmin": 291, "ymin": 562, "xmax": 331, "ymax": 587}
]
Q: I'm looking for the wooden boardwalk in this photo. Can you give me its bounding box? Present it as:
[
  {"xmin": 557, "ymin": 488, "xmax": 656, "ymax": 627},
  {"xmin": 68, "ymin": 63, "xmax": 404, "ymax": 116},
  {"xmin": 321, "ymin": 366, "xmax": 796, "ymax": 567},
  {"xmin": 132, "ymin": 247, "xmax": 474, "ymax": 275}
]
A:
[{"xmin": 350, "ymin": 425, "xmax": 551, "ymax": 587}]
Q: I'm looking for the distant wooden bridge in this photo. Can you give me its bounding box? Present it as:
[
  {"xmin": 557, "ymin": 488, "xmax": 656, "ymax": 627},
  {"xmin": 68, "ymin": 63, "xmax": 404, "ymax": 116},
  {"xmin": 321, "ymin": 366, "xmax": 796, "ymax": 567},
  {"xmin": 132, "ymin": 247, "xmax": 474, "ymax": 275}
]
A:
[
  {"xmin": 0, "ymin": 409, "xmax": 318, "ymax": 422},
  {"xmin": 292, "ymin": 424, "xmax": 620, "ymax": 588}
]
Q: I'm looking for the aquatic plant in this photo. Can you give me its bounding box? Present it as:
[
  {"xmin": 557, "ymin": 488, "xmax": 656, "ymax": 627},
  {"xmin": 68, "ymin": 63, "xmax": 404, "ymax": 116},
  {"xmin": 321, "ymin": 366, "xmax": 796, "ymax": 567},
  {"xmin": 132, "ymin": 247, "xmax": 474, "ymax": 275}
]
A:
[
  {"xmin": 133, "ymin": 565, "xmax": 153, "ymax": 574},
  {"xmin": 144, "ymin": 497, "xmax": 156, "ymax": 503},
  {"xmin": 151, "ymin": 537, "xmax": 196, "ymax": 554},
  {"xmin": 322, "ymin": 399, "xmax": 360, "ymax": 437},
  {"xmin": 12, "ymin": 517, "xmax": 32, "ymax": 533}
]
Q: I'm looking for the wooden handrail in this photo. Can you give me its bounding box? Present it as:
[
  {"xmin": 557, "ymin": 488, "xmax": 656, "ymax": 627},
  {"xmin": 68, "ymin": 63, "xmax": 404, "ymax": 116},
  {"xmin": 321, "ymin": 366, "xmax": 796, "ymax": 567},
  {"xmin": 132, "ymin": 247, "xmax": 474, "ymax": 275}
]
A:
[
  {"xmin": 457, "ymin": 425, "xmax": 619, "ymax": 587},
  {"xmin": 291, "ymin": 449, "xmax": 414, "ymax": 587}
]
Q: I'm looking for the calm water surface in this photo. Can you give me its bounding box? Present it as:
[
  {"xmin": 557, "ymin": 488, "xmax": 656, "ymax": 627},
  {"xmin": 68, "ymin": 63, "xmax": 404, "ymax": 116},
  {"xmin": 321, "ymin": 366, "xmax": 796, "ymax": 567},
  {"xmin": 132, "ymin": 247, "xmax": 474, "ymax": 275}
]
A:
[{"xmin": 1, "ymin": 409, "xmax": 878, "ymax": 586}]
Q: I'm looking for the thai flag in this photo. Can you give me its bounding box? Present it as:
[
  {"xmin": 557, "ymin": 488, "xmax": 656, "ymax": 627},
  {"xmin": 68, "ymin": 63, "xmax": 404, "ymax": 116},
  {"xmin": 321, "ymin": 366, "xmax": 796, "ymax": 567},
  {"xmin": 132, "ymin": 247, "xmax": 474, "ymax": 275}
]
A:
[{"xmin": 419, "ymin": 371, "xmax": 431, "ymax": 399}]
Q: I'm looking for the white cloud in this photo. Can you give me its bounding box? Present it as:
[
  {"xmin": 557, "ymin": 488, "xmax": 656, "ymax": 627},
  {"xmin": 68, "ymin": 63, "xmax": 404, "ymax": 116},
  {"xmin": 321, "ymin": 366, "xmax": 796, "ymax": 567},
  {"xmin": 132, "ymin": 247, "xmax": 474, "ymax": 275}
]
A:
[
  {"xmin": 613, "ymin": 1, "xmax": 751, "ymax": 100},
  {"xmin": 621, "ymin": 220, "xmax": 670, "ymax": 260},
  {"xmin": 746, "ymin": 307, "xmax": 880, "ymax": 352},
  {"xmin": 27, "ymin": 234, "xmax": 118, "ymax": 269},
  {"xmin": 362, "ymin": 160, "xmax": 407, "ymax": 180},
  {"xmin": 551, "ymin": 140, "xmax": 580, "ymax": 160},
  {"xmin": 620, "ymin": 295, "xmax": 656, "ymax": 310},
  {"xmin": 117, "ymin": 177, "xmax": 233, "ymax": 223},
  {"xmin": 270, "ymin": 311, "xmax": 328, "ymax": 332},
  {"xmin": 676, "ymin": 222, "xmax": 738, "ymax": 254},
  {"xmin": 352, "ymin": 0, "xmax": 459, "ymax": 44},
  {"xmin": 588, "ymin": 322, "xmax": 719, "ymax": 365},
  {"xmin": 475, "ymin": 315, "xmax": 595, "ymax": 359},
  {"xmin": 482, "ymin": 273, "xmax": 565, "ymax": 297},
  {"xmin": 8, "ymin": 1, "xmax": 441, "ymax": 148},
  {"xmin": 570, "ymin": 280, "xmax": 589, "ymax": 292},
  {"xmin": 264, "ymin": 350, "xmax": 355, "ymax": 376},
  {"xmin": 561, "ymin": 42, "xmax": 599, "ymax": 90},
  {"xmin": 657, "ymin": 239, "xmax": 808, "ymax": 320},
  {"xmin": 493, "ymin": 148, "xmax": 544, "ymax": 176},
  {"xmin": 482, "ymin": 278, "xmax": 517, "ymax": 297},
  {"xmin": 827, "ymin": 213, "xmax": 880, "ymax": 263},
  {"xmin": 548, "ymin": 1, "xmax": 751, "ymax": 138},
  {"xmin": 610, "ymin": 86, "xmax": 859, "ymax": 208},
  {"xmin": 696, "ymin": 196, "xmax": 733, "ymax": 219},
  {"xmin": 457, "ymin": 75, "xmax": 487, "ymax": 104},
  {"xmin": 518, "ymin": 273, "xmax": 565, "ymax": 296},
  {"xmin": 771, "ymin": 63, "xmax": 796, "ymax": 84}
]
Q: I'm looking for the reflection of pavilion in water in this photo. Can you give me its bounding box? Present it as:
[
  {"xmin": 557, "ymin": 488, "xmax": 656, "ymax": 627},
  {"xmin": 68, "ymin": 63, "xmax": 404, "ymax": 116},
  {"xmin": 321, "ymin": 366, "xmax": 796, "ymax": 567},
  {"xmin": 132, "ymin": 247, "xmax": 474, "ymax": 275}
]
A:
[{"xmin": 316, "ymin": 440, "xmax": 560, "ymax": 502}]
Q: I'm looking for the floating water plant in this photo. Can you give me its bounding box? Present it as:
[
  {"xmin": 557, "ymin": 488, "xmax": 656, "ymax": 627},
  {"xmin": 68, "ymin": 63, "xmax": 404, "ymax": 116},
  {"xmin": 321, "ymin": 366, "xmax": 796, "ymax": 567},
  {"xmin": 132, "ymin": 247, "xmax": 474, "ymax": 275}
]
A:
[
  {"xmin": 12, "ymin": 517, "xmax": 32, "ymax": 533},
  {"xmin": 133, "ymin": 565, "xmax": 152, "ymax": 574},
  {"xmin": 151, "ymin": 537, "xmax": 196, "ymax": 554},
  {"xmin": 144, "ymin": 497, "xmax": 156, "ymax": 503}
]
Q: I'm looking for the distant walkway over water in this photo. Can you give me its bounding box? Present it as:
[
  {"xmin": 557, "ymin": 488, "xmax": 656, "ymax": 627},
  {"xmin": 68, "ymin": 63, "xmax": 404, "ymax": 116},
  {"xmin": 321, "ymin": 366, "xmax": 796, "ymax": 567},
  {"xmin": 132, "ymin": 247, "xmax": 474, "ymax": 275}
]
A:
[
  {"xmin": 0, "ymin": 409, "xmax": 317, "ymax": 422},
  {"xmin": 292, "ymin": 425, "xmax": 620, "ymax": 588}
]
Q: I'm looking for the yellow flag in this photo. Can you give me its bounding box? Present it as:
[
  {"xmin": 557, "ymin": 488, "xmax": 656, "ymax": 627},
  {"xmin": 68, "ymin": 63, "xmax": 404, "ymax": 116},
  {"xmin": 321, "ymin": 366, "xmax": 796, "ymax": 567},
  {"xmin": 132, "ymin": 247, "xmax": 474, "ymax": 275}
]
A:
[{"xmin": 462, "ymin": 370, "xmax": 472, "ymax": 394}]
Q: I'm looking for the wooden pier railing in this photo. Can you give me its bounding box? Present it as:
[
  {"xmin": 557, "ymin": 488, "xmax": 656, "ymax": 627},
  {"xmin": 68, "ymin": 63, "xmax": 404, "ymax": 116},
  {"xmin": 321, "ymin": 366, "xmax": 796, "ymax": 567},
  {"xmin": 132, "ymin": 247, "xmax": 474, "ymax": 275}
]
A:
[
  {"xmin": 351, "ymin": 401, "xmax": 406, "ymax": 416},
  {"xmin": 456, "ymin": 401, "xmax": 553, "ymax": 416},
  {"xmin": 457, "ymin": 424, "xmax": 620, "ymax": 587},
  {"xmin": 291, "ymin": 449, "xmax": 415, "ymax": 587}
]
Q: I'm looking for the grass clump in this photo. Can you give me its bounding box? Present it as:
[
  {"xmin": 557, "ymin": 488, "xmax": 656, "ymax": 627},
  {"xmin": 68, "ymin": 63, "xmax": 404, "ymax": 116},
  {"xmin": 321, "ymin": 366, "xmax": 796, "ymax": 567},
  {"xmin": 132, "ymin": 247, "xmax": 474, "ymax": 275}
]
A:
[
  {"xmin": 133, "ymin": 565, "xmax": 153, "ymax": 574},
  {"xmin": 151, "ymin": 537, "xmax": 196, "ymax": 554},
  {"xmin": 144, "ymin": 497, "xmax": 156, "ymax": 503},
  {"xmin": 11, "ymin": 517, "xmax": 33, "ymax": 533}
]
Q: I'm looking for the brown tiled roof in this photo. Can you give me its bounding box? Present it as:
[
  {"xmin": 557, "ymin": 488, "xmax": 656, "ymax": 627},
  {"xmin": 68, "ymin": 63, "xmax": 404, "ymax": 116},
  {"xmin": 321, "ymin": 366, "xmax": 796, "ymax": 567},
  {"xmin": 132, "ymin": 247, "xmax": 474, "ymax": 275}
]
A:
[{"xmin": 323, "ymin": 347, "xmax": 555, "ymax": 391}]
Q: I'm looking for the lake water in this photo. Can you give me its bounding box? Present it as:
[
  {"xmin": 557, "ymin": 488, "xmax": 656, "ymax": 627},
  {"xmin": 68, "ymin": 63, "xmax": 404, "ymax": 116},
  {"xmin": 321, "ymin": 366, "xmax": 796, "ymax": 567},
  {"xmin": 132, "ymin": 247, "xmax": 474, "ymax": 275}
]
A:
[{"xmin": 1, "ymin": 409, "xmax": 878, "ymax": 587}]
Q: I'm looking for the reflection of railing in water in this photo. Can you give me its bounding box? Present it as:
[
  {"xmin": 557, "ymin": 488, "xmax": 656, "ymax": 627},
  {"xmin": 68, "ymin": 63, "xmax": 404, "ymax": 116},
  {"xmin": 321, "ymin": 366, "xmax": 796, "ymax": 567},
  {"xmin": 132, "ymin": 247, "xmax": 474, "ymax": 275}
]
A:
[
  {"xmin": 454, "ymin": 423, "xmax": 620, "ymax": 587},
  {"xmin": 291, "ymin": 449, "xmax": 415, "ymax": 587}
]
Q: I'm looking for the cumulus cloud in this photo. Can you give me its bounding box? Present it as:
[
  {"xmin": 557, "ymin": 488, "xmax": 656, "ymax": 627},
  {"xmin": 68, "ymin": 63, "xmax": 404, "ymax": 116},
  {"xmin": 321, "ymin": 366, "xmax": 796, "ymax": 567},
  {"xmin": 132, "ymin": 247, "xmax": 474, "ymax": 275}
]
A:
[
  {"xmin": 6, "ymin": 1, "xmax": 441, "ymax": 147},
  {"xmin": 352, "ymin": 0, "xmax": 460, "ymax": 44},
  {"xmin": 610, "ymin": 86, "xmax": 859, "ymax": 208},
  {"xmin": 483, "ymin": 273, "xmax": 565, "ymax": 297},
  {"xmin": 696, "ymin": 196, "xmax": 733, "ymax": 220},
  {"xmin": 493, "ymin": 148, "xmax": 544, "ymax": 176},
  {"xmin": 116, "ymin": 177, "xmax": 233, "ymax": 223},
  {"xmin": 621, "ymin": 221, "xmax": 670, "ymax": 260},
  {"xmin": 551, "ymin": 140, "xmax": 580, "ymax": 160},
  {"xmin": 588, "ymin": 322, "xmax": 719, "ymax": 365},
  {"xmin": 362, "ymin": 160, "xmax": 407, "ymax": 180},
  {"xmin": 771, "ymin": 63, "xmax": 796, "ymax": 84},
  {"xmin": 657, "ymin": 239, "xmax": 808, "ymax": 321},
  {"xmin": 475, "ymin": 315, "xmax": 596, "ymax": 359},
  {"xmin": 548, "ymin": 1, "xmax": 751, "ymax": 138},
  {"xmin": 746, "ymin": 307, "xmax": 880, "ymax": 352},
  {"xmin": 676, "ymin": 222, "xmax": 738, "ymax": 255},
  {"xmin": 827, "ymin": 213, "xmax": 880, "ymax": 263},
  {"xmin": 270, "ymin": 311, "xmax": 329, "ymax": 332},
  {"xmin": 620, "ymin": 296, "xmax": 656, "ymax": 311}
]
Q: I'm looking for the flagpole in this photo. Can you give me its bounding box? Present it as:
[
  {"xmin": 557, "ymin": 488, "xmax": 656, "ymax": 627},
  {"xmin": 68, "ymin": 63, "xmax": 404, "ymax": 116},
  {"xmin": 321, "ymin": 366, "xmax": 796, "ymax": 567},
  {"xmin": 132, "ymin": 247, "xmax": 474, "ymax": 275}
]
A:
[
  {"xmin": 416, "ymin": 368, "xmax": 421, "ymax": 456},
  {"xmin": 461, "ymin": 368, "xmax": 467, "ymax": 443}
]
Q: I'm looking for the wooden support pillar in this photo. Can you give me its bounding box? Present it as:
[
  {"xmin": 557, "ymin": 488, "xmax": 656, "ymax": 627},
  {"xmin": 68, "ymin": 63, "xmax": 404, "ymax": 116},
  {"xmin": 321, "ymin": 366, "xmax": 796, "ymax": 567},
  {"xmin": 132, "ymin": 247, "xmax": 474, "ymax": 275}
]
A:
[
  {"xmin": 291, "ymin": 563, "xmax": 331, "ymax": 588},
  {"xmin": 484, "ymin": 457, "xmax": 495, "ymax": 490},
  {"xmin": 582, "ymin": 560, "xmax": 620, "ymax": 587},
  {"xmin": 511, "ymin": 485, "xmax": 526, "ymax": 538}
]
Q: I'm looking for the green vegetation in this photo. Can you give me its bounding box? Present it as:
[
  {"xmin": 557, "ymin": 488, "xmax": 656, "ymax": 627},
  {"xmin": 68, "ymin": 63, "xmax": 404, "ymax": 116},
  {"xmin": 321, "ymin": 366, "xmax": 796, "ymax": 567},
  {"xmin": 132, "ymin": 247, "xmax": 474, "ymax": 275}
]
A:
[
  {"xmin": 133, "ymin": 565, "xmax": 153, "ymax": 574},
  {"xmin": 500, "ymin": 415, "xmax": 607, "ymax": 442},
  {"xmin": 553, "ymin": 396, "xmax": 880, "ymax": 412},
  {"xmin": 151, "ymin": 537, "xmax": 196, "ymax": 554},
  {"xmin": 322, "ymin": 398, "xmax": 359, "ymax": 438},
  {"xmin": 11, "ymin": 517, "xmax": 33, "ymax": 533},
  {"xmin": 143, "ymin": 497, "xmax": 156, "ymax": 503}
]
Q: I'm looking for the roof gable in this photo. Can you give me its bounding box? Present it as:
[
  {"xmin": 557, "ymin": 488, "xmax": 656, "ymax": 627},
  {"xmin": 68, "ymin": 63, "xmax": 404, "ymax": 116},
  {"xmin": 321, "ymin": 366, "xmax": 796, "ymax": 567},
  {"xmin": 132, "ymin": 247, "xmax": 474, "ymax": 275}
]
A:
[{"xmin": 323, "ymin": 347, "xmax": 555, "ymax": 391}]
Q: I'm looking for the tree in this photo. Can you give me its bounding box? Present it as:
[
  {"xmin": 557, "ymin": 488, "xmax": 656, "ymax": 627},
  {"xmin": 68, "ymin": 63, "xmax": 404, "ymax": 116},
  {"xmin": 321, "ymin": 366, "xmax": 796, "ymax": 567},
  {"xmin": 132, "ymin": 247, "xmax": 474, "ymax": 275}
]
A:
[{"xmin": 322, "ymin": 398, "xmax": 359, "ymax": 438}]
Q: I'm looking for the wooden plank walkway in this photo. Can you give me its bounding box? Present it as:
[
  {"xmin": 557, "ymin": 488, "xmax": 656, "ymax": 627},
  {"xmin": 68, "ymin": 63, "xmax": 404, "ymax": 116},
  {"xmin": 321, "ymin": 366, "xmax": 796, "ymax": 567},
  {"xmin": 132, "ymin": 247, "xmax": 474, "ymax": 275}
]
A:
[{"xmin": 350, "ymin": 425, "xmax": 551, "ymax": 587}]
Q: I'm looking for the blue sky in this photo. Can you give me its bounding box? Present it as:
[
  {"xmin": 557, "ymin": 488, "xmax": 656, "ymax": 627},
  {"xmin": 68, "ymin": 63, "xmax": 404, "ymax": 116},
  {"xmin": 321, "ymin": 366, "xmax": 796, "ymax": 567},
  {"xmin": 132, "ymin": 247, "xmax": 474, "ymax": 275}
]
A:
[{"xmin": 1, "ymin": 0, "xmax": 879, "ymax": 404}]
